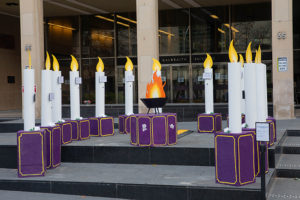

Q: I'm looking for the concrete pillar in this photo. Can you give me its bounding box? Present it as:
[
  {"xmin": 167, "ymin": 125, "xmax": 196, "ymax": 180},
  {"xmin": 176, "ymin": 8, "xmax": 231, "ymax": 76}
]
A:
[
  {"xmin": 20, "ymin": 0, "xmax": 44, "ymax": 119},
  {"xmin": 272, "ymin": 0, "xmax": 294, "ymax": 119},
  {"xmin": 136, "ymin": 0, "xmax": 159, "ymax": 113}
]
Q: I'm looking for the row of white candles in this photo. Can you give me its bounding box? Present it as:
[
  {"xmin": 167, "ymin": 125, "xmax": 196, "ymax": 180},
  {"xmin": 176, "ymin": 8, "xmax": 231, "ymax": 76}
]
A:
[{"xmin": 204, "ymin": 40, "xmax": 268, "ymax": 133}]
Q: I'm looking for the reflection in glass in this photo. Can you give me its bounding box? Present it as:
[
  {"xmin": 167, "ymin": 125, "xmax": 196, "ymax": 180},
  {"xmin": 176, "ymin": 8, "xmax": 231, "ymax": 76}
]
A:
[
  {"xmin": 82, "ymin": 15, "xmax": 114, "ymax": 58},
  {"xmin": 172, "ymin": 66, "xmax": 189, "ymax": 103},
  {"xmin": 159, "ymin": 9, "xmax": 189, "ymax": 55},
  {"xmin": 117, "ymin": 13, "xmax": 137, "ymax": 56},
  {"xmin": 161, "ymin": 66, "xmax": 171, "ymax": 103},
  {"xmin": 231, "ymin": 3, "xmax": 271, "ymax": 51},
  {"xmin": 192, "ymin": 65, "xmax": 204, "ymax": 102},
  {"xmin": 214, "ymin": 64, "xmax": 228, "ymax": 102},
  {"xmin": 191, "ymin": 6, "xmax": 229, "ymax": 53}
]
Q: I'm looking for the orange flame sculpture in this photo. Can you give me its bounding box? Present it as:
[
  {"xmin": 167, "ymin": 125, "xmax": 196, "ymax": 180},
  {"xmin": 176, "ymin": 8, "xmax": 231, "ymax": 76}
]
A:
[{"xmin": 146, "ymin": 71, "xmax": 166, "ymax": 98}]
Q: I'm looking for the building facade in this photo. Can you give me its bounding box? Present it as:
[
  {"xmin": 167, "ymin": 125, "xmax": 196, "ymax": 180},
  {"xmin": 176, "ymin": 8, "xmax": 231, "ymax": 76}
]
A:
[{"xmin": 0, "ymin": 0, "xmax": 297, "ymax": 119}]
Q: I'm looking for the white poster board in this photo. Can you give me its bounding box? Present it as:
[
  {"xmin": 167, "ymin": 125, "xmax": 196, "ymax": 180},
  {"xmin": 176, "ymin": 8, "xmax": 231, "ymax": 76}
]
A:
[{"xmin": 256, "ymin": 122, "xmax": 270, "ymax": 142}]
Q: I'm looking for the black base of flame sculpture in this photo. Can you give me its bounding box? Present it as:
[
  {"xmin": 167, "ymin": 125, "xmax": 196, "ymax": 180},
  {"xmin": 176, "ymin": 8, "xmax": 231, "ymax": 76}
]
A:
[{"xmin": 140, "ymin": 98, "xmax": 167, "ymax": 114}]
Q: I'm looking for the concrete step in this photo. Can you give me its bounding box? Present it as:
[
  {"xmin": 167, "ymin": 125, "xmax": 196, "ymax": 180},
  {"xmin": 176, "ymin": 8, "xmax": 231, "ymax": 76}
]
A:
[
  {"xmin": 281, "ymin": 137, "xmax": 300, "ymax": 154},
  {"xmin": 0, "ymin": 131, "xmax": 275, "ymax": 169},
  {"xmin": 0, "ymin": 163, "xmax": 275, "ymax": 200},
  {"xmin": 276, "ymin": 154, "xmax": 300, "ymax": 178},
  {"xmin": 0, "ymin": 190, "xmax": 125, "ymax": 200},
  {"xmin": 287, "ymin": 130, "xmax": 300, "ymax": 137},
  {"xmin": 267, "ymin": 178, "xmax": 300, "ymax": 200}
]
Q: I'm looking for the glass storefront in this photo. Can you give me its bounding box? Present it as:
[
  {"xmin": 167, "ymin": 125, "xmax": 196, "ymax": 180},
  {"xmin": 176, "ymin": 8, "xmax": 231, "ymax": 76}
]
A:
[{"xmin": 45, "ymin": 2, "xmax": 272, "ymax": 104}]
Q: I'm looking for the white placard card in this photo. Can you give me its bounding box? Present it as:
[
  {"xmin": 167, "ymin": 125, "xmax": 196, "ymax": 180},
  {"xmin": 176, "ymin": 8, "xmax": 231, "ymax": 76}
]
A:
[
  {"xmin": 256, "ymin": 122, "xmax": 270, "ymax": 142},
  {"xmin": 75, "ymin": 77, "xmax": 82, "ymax": 85},
  {"xmin": 58, "ymin": 76, "xmax": 64, "ymax": 84},
  {"xmin": 99, "ymin": 76, "xmax": 107, "ymax": 83},
  {"xmin": 49, "ymin": 93, "xmax": 55, "ymax": 101},
  {"xmin": 125, "ymin": 75, "xmax": 135, "ymax": 82},
  {"xmin": 203, "ymin": 72, "xmax": 212, "ymax": 80}
]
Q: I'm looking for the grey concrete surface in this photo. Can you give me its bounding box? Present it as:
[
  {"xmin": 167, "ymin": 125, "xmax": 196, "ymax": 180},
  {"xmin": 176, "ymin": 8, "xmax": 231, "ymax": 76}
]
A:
[
  {"xmin": 0, "ymin": 190, "xmax": 125, "ymax": 200},
  {"xmin": 0, "ymin": 163, "xmax": 274, "ymax": 189},
  {"xmin": 0, "ymin": 119, "xmax": 293, "ymax": 148},
  {"xmin": 277, "ymin": 154, "xmax": 300, "ymax": 169},
  {"xmin": 268, "ymin": 178, "xmax": 300, "ymax": 200}
]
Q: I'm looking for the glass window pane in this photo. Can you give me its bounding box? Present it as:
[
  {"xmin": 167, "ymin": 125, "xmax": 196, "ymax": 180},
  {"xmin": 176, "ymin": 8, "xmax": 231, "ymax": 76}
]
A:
[
  {"xmin": 161, "ymin": 66, "xmax": 171, "ymax": 103},
  {"xmin": 81, "ymin": 15, "xmax": 114, "ymax": 58},
  {"xmin": 191, "ymin": 6, "xmax": 229, "ymax": 53},
  {"xmin": 159, "ymin": 9, "xmax": 189, "ymax": 55},
  {"xmin": 116, "ymin": 13, "xmax": 137, "ymax": 56},
  {"xmin": 172, "ymin": 65, "xmax": 189, "ymax": 103},
  {"xmin": 231, "ymin": 3, "xmax": 271, "ymax": 51},
  {"xmin": 192, "ymin": 65, "xmax": 205, "ymax": 103},
  {"xmin": 214, "ymin": 64, "xmax": 228, "ymax": 103}
]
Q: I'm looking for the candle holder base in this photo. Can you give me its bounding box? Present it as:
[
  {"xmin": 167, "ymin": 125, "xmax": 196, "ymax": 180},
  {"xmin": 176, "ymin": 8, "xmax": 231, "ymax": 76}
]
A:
[
  {"xmin": 215, "ymin": 131, "xmax": 256, "ymax": 186},
  {"xmin": 118, "ymin": 114, "xmax": 132, "ymax": 134},
  {"xmin": 129, "ymin": 113, "xmax": 177, "ymax": 147},
  {"xmin": 197, "ymin": 113, "xmax": 222, "ymax": 134},
  {"xmin": 89, "ymin": 116, "xmax": 114, "ymax": 137},
  {"xmin": 40, "ymin": 126, "xmax": 61, "ymax": 169},
  {"xmin": 17, "ymin": 130, "xmax": 47, "ymax": 178}
]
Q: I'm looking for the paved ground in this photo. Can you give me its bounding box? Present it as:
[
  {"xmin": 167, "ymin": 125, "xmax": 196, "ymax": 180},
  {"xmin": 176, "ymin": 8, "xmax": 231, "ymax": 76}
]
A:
[
  {"xmin": 0, "ymin": 190, "xmax": 125, "ymax": 200},
  {"xmin": 0, "ymin": 163, "xmax": 274, "ymax": 189}
]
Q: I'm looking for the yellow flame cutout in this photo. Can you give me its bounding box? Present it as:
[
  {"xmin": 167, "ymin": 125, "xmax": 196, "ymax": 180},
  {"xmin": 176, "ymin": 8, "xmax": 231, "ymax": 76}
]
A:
[
  {"xmin": 45, "ymin": 51, "xmax": 51, "ymax": 70},
  {"xmin": 96, "ymin": 57, "xmax": 104, "ymax": 72},
  {"xmin": 125, "ymin": 56, "xmax": 133, "ymax": 71},
  {"xmin": 229, "ymin": 40, "xmax": 238, "ymax": 63},
  {"xmin": 52, "ymin": 54, "xmax": 60, "ymax": 71},
  {"xmin": 203, "ymin": 53, "xmax": 213, "ymax": 69},
  {"xmin": 239, "ymin": 54, "xmax": 244, "ymax": 67},
  {"xmin": 70, "ymin": 55, "xmax": 79, "ymax": 71},
  {"xmin": 152, "ymin": 58, "xmax": 162, "ymax": 72},
  {"xmin": 256, "ymin": 45, "xmax": 262, "ymax": 64},
  {"xmin": 246, "ymin": 42, "xmax": 252, "ymax": 63},
  {"xmin": 28, "ymin": 50, "xmax": 32, "ymax": 69}
]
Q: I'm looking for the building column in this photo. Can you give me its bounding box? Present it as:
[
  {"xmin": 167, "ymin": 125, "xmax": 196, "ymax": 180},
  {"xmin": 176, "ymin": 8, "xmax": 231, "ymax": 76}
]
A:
[
  {"xmin": 272, "ymin": 0, "xmax": 294, "ymax": 119},
  {"xmin": 20, "ymin": 0, "xmax": 44, "ymax": 119},
  {"xmin": 136, "ymin": 0, "xmax": 159, "ymax": 113}
]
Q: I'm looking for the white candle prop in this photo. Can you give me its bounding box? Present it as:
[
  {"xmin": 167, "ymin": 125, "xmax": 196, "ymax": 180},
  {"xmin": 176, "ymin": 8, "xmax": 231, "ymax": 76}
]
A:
[
  {"xmin": 125, "ymin": 56, "xmax": 134, "ymax": 115},
  {"xmin": 255, "ymin": 46, "xmax": 268, "ymax": 122},
  {"xmin": 23, "ymin": 50, "xmax": 35, "ymax": 131},
  {"xmin": 96, "ymin": 57, "xmax": 106, "ymax": 117},
  {"xmin": 70, "ymin": 55, "xmax": 81, "ymax": 120},
  {"xmin": 152, "ymin": 58, "xmax": 162, "ymax": 113},
  {"xmin": 228, "ymin": 41, "xmax": 242, "ymax": 133},
  {"xmin": 51, "ymin": 54, "xmax": 63, "ymax": 123},
  {"xmin": 239, "ymin": 54, "xmax": 245, "ymax": 115},
  {"xmin": 203, "ymin": 54, "xmax": 214, "ymax": 114},
  {"xmin": 244, "ymin": 42, "xmax": 257, "ymax": 128},
  {"xmin": 41, "ymin": 52, "xmax": 53, "ymax": 126}
]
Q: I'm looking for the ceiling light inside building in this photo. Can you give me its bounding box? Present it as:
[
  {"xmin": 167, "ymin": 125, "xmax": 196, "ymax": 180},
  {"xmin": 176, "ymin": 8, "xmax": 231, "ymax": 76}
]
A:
[
  {"xmin": 95, "ymin": 15, "xmax": 130, "ymax": 27},
  {"xmin": 210, "ymin": 15, "xmax": 219, "ymax": 19},
  {"xmin": 48, "ymin": 23, "xmax": 75, "ymax": 30},
  {"xmin": 218, "ymin": 28, "xmax": 225, "ymax": 34}
]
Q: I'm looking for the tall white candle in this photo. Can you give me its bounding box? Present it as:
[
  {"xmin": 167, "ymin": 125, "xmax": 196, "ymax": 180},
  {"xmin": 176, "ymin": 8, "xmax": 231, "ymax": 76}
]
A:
[
  {"xmin": 239, "ymin": 54, "xmax": 245, "ymax": 115},
  {"xmin": 51, "ymin": 55, "xmax": 63, "ymax": 123},
  {"xmin": 96, "ymin": 57, "xmax": 106, "ymax": 117},
  {"xmin": 70, "ymin": 55, "xmax": 81, "ymax": 120},
  {"xmin": 255, "ymin": 47, "xmax": 268, "ymax": 122},
  {"xmin": 228, "ymin": 41, "xmax": 242, "ymax": 133},
  {"xmin": 244, "ymin": 42, "xmax": 257, "ymax": 128},
  {"xmin": 203, "ymin": 54, "xmax": 214, "ymax": 114},
  {"xmin": 23, "ymin": 68, "xmax": 35, "ymax": 131},
  {"xmin": 41, "ymin": 52, "xmax": 52, "ymax": 126},
  {"xmin": 125, "ymin": 57, "xmax": 134, "ymax": 115}
]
